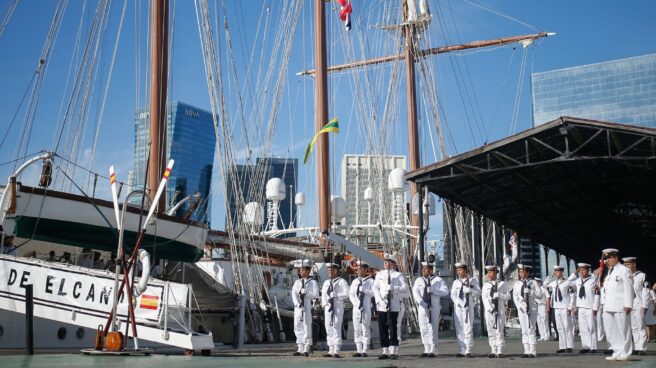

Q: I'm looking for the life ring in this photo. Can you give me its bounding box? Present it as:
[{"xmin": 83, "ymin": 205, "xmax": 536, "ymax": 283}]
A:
[{"xmin": 128, "ymin": 249, "xmax": 151, "ymax": 297}]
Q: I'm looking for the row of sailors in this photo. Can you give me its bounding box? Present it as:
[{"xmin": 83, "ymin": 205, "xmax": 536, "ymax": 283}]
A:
[{"xmin": 291, "ymin": 248, "xmax": 650, "ymax": 360}]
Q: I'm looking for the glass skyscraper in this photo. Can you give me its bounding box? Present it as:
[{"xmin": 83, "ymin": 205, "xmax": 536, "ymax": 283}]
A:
[
  {"xmin": 133, "ymin": 101, "xmax": 215, "ymax": 222},
  {"xmin": 532, "ymin": 53, "xmax": 656, "ymax": 127}
]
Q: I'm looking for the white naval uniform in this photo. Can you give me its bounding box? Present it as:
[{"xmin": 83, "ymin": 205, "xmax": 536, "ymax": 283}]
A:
[
  {"xmin": 450, "ymin": 277, "xmax": 481, "ymax": 355},
  {"xmin": 373, "ymin": 269, "xmax": 409, "ymax": 356},
  {"xmin": 321, "ymin": 277, "xmax": 349, "ymax": 355},
  {"xmin": 536, "ymin": 285, "xmax": 550, "ymax": 341},
  {"xmin": 292, "ymin": 277, "xmax": 319, "ymax": 353},
  {"xmin": 574, "ymin": 275, "xmax": 600, "ymax": 351},
  {"xmin": 349, "ymin": 276, "xmax": 374, "ymax": 354},
  {"xmin": 482, "ymin": 280, "xmax": 510, "ymax": 355},
  {"xmin": 513, "ymin": 279, "xmax": 543, "ymax": 354},
  {"xmin": 601, "ymin": 263, "xmax": 634, "ymax": 359},
  {"xmin": 412, "ymin": 275, "xmax": 449, "ymax": 354},
  {"xmin": 545, "ymin": 273, "xmax": 577, "ymax": 350},
  {"xmin": 630, "ymin": 270, "xmax": 649, "ymax": 353}
]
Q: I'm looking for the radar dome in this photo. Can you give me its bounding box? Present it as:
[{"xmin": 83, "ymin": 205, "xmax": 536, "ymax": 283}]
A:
[
  {"xmin": 243, "ymin": 202, "xmax": 264, "ymax": 225},
  {"xmin": 363, "ymin": 187, "xmax": 373, "ymax": 201},
  {"xmin": 412, "ymin": 193, "xmax": 436, "ymax": 216},
  {"xmin": 295, "ymin": 192, "xmax": 305, "ymax": 206},
  {"xmin": 330, "ymin": 195, "xmax": 347, "ymax": 222},
  {"xmin": 265, "ymin": 178, "xmax": 286, "ymax": 201},
  {"xmin": 387, "ymin": 168, "xmax": 408, "ymax": 192}
]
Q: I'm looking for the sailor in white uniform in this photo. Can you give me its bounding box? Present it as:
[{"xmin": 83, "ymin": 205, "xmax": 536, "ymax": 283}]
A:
[
  {"xmin": 450, "ymin": 262, "xmax": 481, "ymax": 358},
  {"xmin": 349, "ymin": 261, "xmax": 374, "ymax": 357},
  {"xmin": 412, "ymin": 261, "xmax": 448, "ymax": 357},
  {"xmin": 544, "ymin": 265, "xmax": 577, "ymax": 353},
  {"xmin": 534, "ymin": 277, "xmax": 550, "ymax": 341},
  {"xmin": 481, "ymin": 265, "xmax": 510, "ymax": 358},
  {"xmin": 601, "ymin": 248, "xmax": 634, "ymax": 361},
  {"xmin": 292, "ymin": 260, "xmax": 319, "ymax": 356},
  {"xmin": 321, "ymin": 263, "xmax": 349, "ymax": 358},
  {"xmin": 513, "ymin": 264, "xmax": 543, "ymax": 357},
  {"xmin": 572, "ymin": 263, "xmax": 600, "ymax": 353},
  {"xmin": 622, "ymin": 257, "xmax": 649, "ymax": 355},
  {"xmin": 373, "ymin": 253, "xmax": 408, "ymax": 360}
]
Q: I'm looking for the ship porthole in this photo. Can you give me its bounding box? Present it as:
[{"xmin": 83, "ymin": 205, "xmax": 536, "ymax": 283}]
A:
[
  {"xmin": 0, "ymin": 325, "xmax": 3, "ymax": 337},
  {"xmin": 76, "ymin": 328, "xmax": 85, "ymax": 339},
  {"xmin": 57, "ymin": 327, "xmax": 67, "ymax": 340}
]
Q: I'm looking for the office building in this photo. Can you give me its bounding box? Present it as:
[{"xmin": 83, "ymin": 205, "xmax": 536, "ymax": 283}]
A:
[{"xmin": 133, "ymin": 102, "xmax": 215, "ymax": 221}]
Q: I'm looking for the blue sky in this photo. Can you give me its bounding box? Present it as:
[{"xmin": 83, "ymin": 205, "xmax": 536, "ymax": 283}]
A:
[{"xmin": 0, "ymin": 0, "xmax": 654, "ymax": 242}]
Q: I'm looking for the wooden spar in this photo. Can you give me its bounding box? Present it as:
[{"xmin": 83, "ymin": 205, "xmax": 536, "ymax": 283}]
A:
[
  {"xmin": 315, "ymin": 0, "xmax": 330, "ymax": 234},
  {"xmin": 148, "ymin": 0, "xmax": 169, "ymax": 213},
  {"xmin": 297, "ymin": 31, "xmax": 554, "ymax": 76},
  {"xmin": 403, "ymin": 0, "xmax": 421, "ymax": 258}
]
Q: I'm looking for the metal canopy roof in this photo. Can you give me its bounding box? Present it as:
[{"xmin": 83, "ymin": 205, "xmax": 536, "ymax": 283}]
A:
[{"xmin": 407, "ymin": 117, "xmax": 656, "ymax": 278}]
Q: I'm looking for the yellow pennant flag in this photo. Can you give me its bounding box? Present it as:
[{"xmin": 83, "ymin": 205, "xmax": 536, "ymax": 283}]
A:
[{"xmin": 303, "ymin": 118, "xmax": 339, "ymax": 164}]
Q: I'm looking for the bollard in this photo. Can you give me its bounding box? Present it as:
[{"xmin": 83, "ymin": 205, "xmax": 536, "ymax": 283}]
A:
[{"xmin": 26, "ymin": 284, "xmax": 34, "ymax": 355}]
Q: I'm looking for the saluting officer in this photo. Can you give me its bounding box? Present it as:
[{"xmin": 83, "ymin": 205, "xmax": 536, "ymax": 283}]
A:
[
  {"xmin": 572, "ymin": 263, "xmax": 600, "ymax": 353},
  {"xmin": 450, "ymin": 262, "xmax": 481, "ymax": 358},
  {"xmin": 412, "ymin": 261, "xmax": 448, "ymax": 357},
  {"xmin": 482, "ymin": 265, "xmax": 510, "ymax": 358},
  {"xmin": 321, "ymin": 263, "xmax": 349, "ymax": 358},
  {"xmin": 544, "ymin": 265, "xmax": 577, "ymax": 353},
  {"xmin": 292, "ymin": 260, "xmax": 319, "ymax": 356},
  {"xmin": 601, "ymin": 248, "xmax": 634, "ymax": 361},
  {"xmin": 622, "ymin": 257, "xmax": 649, "ymax": 355},
  {"xmin": 513, "ymin": 264, "xmax": 543, "ymax": 357},
  {"xmin": 373, "ymin": 253, "xmax": 408, "ymax": 360},
  {"xmin": 349, "ymin": 261, "xmax": 374, "ymax": 357}
]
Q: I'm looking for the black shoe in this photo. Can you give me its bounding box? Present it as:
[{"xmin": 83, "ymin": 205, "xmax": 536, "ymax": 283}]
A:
[
  {"xmin": 466, "ymin": 353, "xmax": 473, "ymax": 358},
  {"xmin": 333, "ymin": 354, "xmax": 342, "ymax": 358},
  {"xmin": 303, "ymin": 352, "xmax": 309, "ymax": 357},
  {"xmin": 488, "ymin": 353, "xmax": 496, "ymax": 358},
  {"xmin": 391, "ymin": 354, "xmax": 399, "ymax": 360},
  {"xmin": 323, "ymin": 353, "xmax": 332, "ymax": 358},
  {"xmin": 293, "ymin": 352, "xmax": 302, "ymax": 356},
  {"xmin": 456, "ymin": 353, "xmax": 465, "ymax": 358},
  {"xmin": 428, "ymin": 353, "xmax": 436, "ymax": 358},
  {"xmin": 497, "ymin": 354, "xmax": 505, "ymax": 358},
  {"xmin": 378, "ymin": 354, "xmax": 389, "ymax": 360},
  {"xmin": 590, "ymin": 350, "xmax": 598, "ymax": 353},
  {"xmin": 566, "ymin": 349, "xmax": 573, "ymax": 353},
  {"xmin": 361, "ymin": 353, "xmax": 368, "ymax": 357},
  {"xmin": 603, "ymin": 350, "xmax": 613, "ymax": 355},
  {"xmin": 522, "ymin": 354, "xmax": 530, "ymax": 358},
  {"xmin": 420, "ymin": 353, "xmax": 428, "ymax": 358},
  {"xmin": 353, "ymin": 353, "xmax": 361, "ymax": 358},
  {"xmin": 530, "ymin": 354, "xmax": 536, "ymax": 358},
  {"xmin": 556, "ymin": 349, "xmax": 566, "ymax": 353},
  {"xmin": 579, "ymin": 349, "xmax": 590, "ymax": 354}
]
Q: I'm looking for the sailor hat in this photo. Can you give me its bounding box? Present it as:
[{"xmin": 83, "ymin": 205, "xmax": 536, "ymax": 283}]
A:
[
  {"xmin": 622, "ymin": 257, "xmax": 637, "ymax": 263},
  {"xmin": 356, "ymin": 260, "xmax": 369, "ymax": 268},
  {"xmin": 328, "ymin": 262, "xmax": 340, "ymax": 269},
  {"xmin": 533, "ymin": 277, "xmax": 543, "ymax": 282},
  {"xmin": 602, "ymin": 248, "xmax": 619, "ymax": 257},
  {"xmin": 454, "ymin": 262, "xmax": 468, "ymax": 269},
  {"xmin": 517, "ymin": 264, "xmax": 532, "ymax": 270},
  {"xmin": 553, "ymin": 265, "xmax": 565, "ymax": 271},
  {"xmin": 420, "ymin": 261, "xmax": 434, "ymax": 268},
  {"xmin": 384, "ymin": 253, "xmax": 398, "ymax": 263},
  {"xmin": 484, "ymin": 265, "xmax": 499, "ymax": 272},
  {"xmin": 300, "ymin": 259, "xmax": 313, "ymax": 269},
  {"xmin": 577, "ymin": 262, "xmax": 591, "ymax": 268}
]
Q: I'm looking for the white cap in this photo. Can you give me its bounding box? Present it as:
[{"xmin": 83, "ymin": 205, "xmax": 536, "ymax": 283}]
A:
[
  {"xmin": 602, "ymin": 248, "xmax": 619, "ymax": 256},
  {"xmin": 421, "ymin": 261, "xmax": 434, "ymax": 268},
  {"xmin": 622, "ymin": 257, "xmax": 637, "ymax": 263},
  {"xmin": 553, "ymin": 265, "xmax": 565, "ymax": 271},
  {"xmin": 384, "ymin": 253, "xmax": 398, "ymax": 263},
  {"xmin": 533, "ymin": 277, "xmax": 542, "ymax": 282},
  {"xmin": 517, "ymin": 264, "xmax": 532, "ymax": 270},
  {"xmin": 577, "ymin": 262, "xmax": 591, "ymax": 268},
  {"xmin": 454, "ymin": 262, "xmax": 467, "ymax": 269},
  {"xmin": 484, "ymin": 265, "xmax": 498, "ymax": 272},
  {"xmin": 293, "ymin": 259, "xmax": 313, "ymax": 269},
  {"xmin": 355, "ymin": 260, "xmax": 369, "ymax": 268}
]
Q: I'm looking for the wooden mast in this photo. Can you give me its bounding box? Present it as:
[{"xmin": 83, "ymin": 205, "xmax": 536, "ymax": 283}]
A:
[
  {"xmin": 403, "ymin": 0, "xmax": 421, "ymax": 258},
  {"xmin": 148, "ymin": 0, "xmax": 169, "ymax": 213},
  {"xmin": 315, "ymin": 0, "xmax": 330, "ymax": 234}
]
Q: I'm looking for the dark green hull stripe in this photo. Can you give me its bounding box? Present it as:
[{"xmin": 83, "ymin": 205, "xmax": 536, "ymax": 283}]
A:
[{"xmin": 15, "ymin": 216, "xmax": 203, "ymax": 262}]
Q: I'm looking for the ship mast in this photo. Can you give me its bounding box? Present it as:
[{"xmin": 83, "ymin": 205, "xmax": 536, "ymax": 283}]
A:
[
  {"xmin": 148, "ymin": 0, "xmax": 169, "ymax": 213},
  {"xmin": 315, "ymin": 0, "xmax": 331, "ymax": 234}
]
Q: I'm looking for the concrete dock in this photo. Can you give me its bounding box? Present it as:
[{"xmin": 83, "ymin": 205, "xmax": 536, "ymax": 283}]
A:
[{"xmin": 2, "ymin": 337, "xmax": 655, "ymax": 368}]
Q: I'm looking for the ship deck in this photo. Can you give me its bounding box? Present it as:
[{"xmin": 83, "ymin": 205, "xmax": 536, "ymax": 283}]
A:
[{"xmin": 2, "ymin": 337, "xmax": 655, "ymax": 368}]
